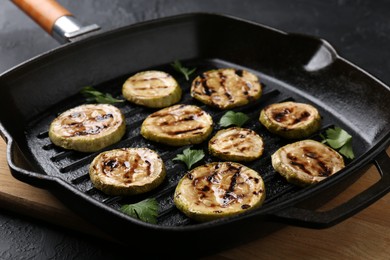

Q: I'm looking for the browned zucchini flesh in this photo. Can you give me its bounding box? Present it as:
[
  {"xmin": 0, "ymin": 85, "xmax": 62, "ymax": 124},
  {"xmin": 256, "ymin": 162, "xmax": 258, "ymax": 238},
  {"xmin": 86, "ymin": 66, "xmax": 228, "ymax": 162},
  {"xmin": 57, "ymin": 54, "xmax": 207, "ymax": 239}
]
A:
[
  {"xmin": 49, "ymin": 104, "xmax": 126, "ymax": 152},
  {"xmin": 141, "ymin": 104, "xmax": 213, "ymax": 146},
  {"xmin": 191, "ymin": 68, "xmax": 262, "ymax": 109},
  {"xmin": 174, "ymin": 162, "xmax": 266, "ymax": 222},
  {"xmin": 259, "ymin": 101, "xmax": 321, "ymax": 139},
  {"xmin": 209, "ymin": 127, "xmax": 264, "ymax": 162},
  {"xmin": 271, "ymin": 139, "xmax": 345, "ymax": 187},
  {"xmin": 89, "ymin": 148, "xmax": 166, "ymax": 196},
  {"xmin": 122, "ymin": 70, "xmax": 182, "ymax": 108}
]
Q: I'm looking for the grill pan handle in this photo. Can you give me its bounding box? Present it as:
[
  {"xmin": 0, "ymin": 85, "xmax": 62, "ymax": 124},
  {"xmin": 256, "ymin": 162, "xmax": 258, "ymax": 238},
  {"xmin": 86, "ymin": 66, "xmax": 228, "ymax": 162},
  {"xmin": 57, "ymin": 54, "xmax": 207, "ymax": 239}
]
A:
[
  {"xmin": 271, "ymin": 150, "xmax": 390, "ymax": 228},
  {"xmin": 11, "ymin": 0, "xmax": 100, "ymax": 43},
  {"xmin": 0, "ymin": 125, "xmax": 56, "ymax": 189}
]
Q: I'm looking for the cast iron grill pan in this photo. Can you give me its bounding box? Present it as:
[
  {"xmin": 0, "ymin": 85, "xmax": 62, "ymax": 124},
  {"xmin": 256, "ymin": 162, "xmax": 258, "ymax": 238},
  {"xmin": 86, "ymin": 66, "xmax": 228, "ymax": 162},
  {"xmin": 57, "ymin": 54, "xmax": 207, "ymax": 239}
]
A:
[
  {"xmin": 27, "ymin": 60, "xmax": 316, "ymax": 225},
  {"xmin": 24, "ymin": 58, "xmax": 366, "ymax": 226},
  {"xmin": 1, "ymin": 14, "xmax": 389, "ymax": 253}
]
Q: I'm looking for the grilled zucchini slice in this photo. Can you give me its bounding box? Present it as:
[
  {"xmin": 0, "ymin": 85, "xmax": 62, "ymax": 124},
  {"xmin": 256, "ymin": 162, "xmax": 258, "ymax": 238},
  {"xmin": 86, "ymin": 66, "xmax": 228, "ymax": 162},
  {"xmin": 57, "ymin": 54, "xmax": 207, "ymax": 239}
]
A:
[
  {"xmin": 49, "ymin": 104, "xmax": 126, "ymax": 152},
  {"xmin": 122, "ymin": 70, "xmax": 181, "ymax": 108},
  {"xmin": 271, "ymin": 139, "xmax": 345, "ymax": 187},
  {"xmin": 191, "ymin": 68, "xmax": 262, "ymax": 109},
  {"xmin": 259, "ymin": 101, "xmax": 321, "ymax": 139},
  {"xmin": 141, "ymin": 104, "xmax": 213, "ymax": 146},
  {"xmin": 174, "ymin": 162, "xmax": 266, "ymax": 222},
  {"xmin": 89, "ymin": 148, "xmax": 166, "ymax": 196},
  {"xmin": 209, "ymin": 127, "xmax": 264, "ymax": 162}
]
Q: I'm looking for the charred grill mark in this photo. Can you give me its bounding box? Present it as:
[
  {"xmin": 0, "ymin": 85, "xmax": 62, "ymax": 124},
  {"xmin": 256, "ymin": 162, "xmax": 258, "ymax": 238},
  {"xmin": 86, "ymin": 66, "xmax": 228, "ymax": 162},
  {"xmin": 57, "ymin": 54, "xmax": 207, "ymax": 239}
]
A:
[
  {"xmin": 151, "ymin": 106, "xmax": 199, "ymax": 119},
  {"xmin": 63, "ymin": 110, "xmax": 117, "ymax": 136},
  {"xmin": 73, "ymin": 125, "xmax": 105, "ymax": 136},
  {"xmin": 305, "ymin": 151, "xmax": 318, "ymax": 159},
  {"xmin": 238, "ymin": 146, "xmax": 249, "ymax": 152},
  {"xmin": 241, "ymin": 204, "xmax": 250, "ymax": 209},
  {"xmin": 289, "ymin": 160, "xmax": 312, "ymax": 175},
  {"xmin": 103, "ymin": 159, "xmax": 119, "ymax": 174},
  {"xmin": 292, "ymin": 111, "xmax": 311, "ymax": 124},
  {"xmin": 181, "ymin": 115, "xmax": 195, "ymax": 121},
  {"xmin": 131, "ymin": 76, "xmax": 170, "ymax": 82},
  {"xmin": 287, "ymin": 153, "xmax": 312, "ymax": 175},
  {"xmin": 202, "ymin": 81, "xmax": 212, "ymax": 96},
  {"xmin": 165, "ymin": 126, "xmax": 204, "ymax": 135},
  {"xmin": 227, "ymin": 171, "xmax": 240, "ymax": 193},
  {"xmin": 145, "ymin": 160, "xmax": 151, "ymax": 176},
  {"xmin": 218, "ymin": 71, "xmax": 234, "ymax": 102},
  {"xmin": 202, "ymin": 185, "xmax": 210, "ymax": 192},
  {"xmin": 124, "ymin": 153, "xmax": 141, "ymax": 183},
  {"xmin": 234, "ymin": 69, "xmax": 256, "ymax": 99},
  {"xmin": 287, "ymin": 152, "xmax": 332, "ymax": 177},
  {"xmin": 190, "ymin": 131, "xmax": 205, "ymax": 135},
  {"xmin": 235, "ymin": 69, "xmax": 244, "ymax": 77},
  {"xmin": 132, "ymin": 85, "xmax": 169, "ymax": 90},
  {"xmin": 207, "ymin": 172, "xmax": 218, "ymax": 183},
  {"xmin": 214, "ymin": 131, "xmax": 254, "ymax": 151},
  {"xmin": 272, "ymin": 107, "xmax": 311, "ymax": 125},
  {"xmin": 95, "ymin": 113, "xmax": 113, "ymax": 121},
  {"xmin": 302, "ymin": 147, "xmax": 331, "ymax": 176},
  {"xmin": 157, "ymin": 114, "xmax": 196, "ymax": 126},
  {"xmin": 317, "ymin": 161, "xmax": 332, "ymax": 177},
  {"xmin": 218, "ymin": 139, "xmax": 248, "ymax": 151},
  {"xmin": 273, "ymin": 108, "xmax": 291, "ymax": 122},
  {"xmin": 222, "ymin": 165, "xmax": 242, "ymax": 206},
  {"xmin": 194, "ymin": 73, "xmax": 213, "ymax": 96},
  {"xmin": 206, "ymin": 164, "xmax": 221, "ymax": 183}
]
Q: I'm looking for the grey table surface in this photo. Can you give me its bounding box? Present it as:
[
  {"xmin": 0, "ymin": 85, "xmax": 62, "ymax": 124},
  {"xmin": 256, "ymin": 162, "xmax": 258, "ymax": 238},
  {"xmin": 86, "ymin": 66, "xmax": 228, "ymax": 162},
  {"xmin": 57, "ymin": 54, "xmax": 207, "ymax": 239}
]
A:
[{"xmin": 1, "ymin": 0, "xmax": 390, "ymax": 259}]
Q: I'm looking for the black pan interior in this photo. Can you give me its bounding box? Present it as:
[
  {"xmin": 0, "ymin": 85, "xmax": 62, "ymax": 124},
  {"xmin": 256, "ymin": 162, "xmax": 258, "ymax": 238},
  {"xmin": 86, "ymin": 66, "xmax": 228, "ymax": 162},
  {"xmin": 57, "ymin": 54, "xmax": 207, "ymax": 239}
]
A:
[
  {"xmin": 23, "ymin": 56, "xmax": 369, "ymax": 226},
  {"xmin": 1, "ymin": 14, "xmax": 389, "ymax": 245}
]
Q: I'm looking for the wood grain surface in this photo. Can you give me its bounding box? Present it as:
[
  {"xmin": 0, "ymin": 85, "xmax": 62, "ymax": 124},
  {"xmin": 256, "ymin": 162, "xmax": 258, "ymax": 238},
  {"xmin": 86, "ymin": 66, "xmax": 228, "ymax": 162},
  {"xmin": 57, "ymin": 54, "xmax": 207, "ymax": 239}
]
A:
[{"xmin": 0, "ymin": 138, "xmax": 389, "ymax": 259}]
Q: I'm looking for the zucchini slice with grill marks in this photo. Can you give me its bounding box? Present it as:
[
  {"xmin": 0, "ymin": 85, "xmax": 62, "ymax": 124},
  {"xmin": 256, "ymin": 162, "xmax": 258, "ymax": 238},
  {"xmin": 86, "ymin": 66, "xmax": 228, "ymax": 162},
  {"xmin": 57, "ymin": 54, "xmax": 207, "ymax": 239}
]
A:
[
  {"xmin": 122, "ymin": 70, "xmax": 182, "ymax": 108},
  {"xmin": 209, "ymin": 127, "xmax": 264, "ymax": 162},
  {"xmin": 141, "ymin": 104, "xmax": 213, "ymax": 146},
  {"xmin": 174, "ymin": 162, "xmax": 266, "ymax": 222},
  {"xmin": 259, "ymin": 101, "xmax": 321, "ymax": 139},
  {"xmin": 191, "ymin": 68, "xmax": 262, "ymax": 109},
  {"xmin": 271, "ymin": 139, "xmax": 345, "ymax": 187},
  {"xmin": 49, "ymin": 104, "xmax": 126, "ymax": 152},
  {"xmin": 89, "ymin": 148, "xmax": 166, "ymax": 196}
]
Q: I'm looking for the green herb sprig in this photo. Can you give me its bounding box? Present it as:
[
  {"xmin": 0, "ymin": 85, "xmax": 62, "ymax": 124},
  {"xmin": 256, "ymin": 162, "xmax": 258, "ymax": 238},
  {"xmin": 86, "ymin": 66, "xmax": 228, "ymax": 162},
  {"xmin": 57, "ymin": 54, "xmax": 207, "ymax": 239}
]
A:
[
  {"xmin": 120, "ymin": 198, "xmax": 159, "ymax": 224},
  {"xmin": 80, "ymin": 86, "xmax": 124, "ymax": 104},
  {"xmin": 320, "ymin": 126, "xmax": 355, "ymax": 159},
  {"xmin": 170, "ymin": 60, "xmax": 196, "ymax": 81},
  {"xmin": 219, "ymin": 111, "xmax": 250, "ymax": 128},
  {"xmin": 173, "ymin": 148, "xmax": 205, "ymax": 170}
]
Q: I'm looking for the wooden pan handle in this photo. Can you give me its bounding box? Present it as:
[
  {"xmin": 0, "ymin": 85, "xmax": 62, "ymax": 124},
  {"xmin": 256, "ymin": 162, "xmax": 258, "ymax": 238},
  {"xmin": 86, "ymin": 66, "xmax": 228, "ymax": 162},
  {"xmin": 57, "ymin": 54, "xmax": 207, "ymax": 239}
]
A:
[{"xmin": 12, "ymin": 0, "xmax": 72, "ymax": 33}]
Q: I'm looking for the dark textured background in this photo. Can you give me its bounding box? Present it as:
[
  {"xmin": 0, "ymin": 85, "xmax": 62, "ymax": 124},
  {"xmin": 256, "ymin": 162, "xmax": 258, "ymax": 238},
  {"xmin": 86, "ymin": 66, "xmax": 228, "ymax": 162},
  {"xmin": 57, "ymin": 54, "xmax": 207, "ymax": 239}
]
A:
[{"xmin": 1, "ymin": 0, "xmax": 389, "ymax": 259}]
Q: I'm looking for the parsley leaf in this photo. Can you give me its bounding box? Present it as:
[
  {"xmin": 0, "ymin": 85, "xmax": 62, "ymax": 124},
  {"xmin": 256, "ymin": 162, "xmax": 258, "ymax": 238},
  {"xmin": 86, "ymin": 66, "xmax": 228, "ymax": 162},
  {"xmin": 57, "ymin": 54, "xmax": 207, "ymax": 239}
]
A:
[
  {"xmin": 173, "ymin": 148, "xmax": 205, "ymax": 170},
  {"xmin": 219, "ymin": 111, "xmax": 250, "ymax": 128},
  {"xmin": 170, "ymin": 60, "xmax": 196, "ymax": 81},
  {"xmin": 320, "ymin": 126, "xmax": 355, "ymax": 159},
  {"xmin": 80, "ymin": 86, "xmax": 124, "ymax": 104},
  {"xmin": 120, "ymin": 198, "xmax": 158, "ymax": 224}
]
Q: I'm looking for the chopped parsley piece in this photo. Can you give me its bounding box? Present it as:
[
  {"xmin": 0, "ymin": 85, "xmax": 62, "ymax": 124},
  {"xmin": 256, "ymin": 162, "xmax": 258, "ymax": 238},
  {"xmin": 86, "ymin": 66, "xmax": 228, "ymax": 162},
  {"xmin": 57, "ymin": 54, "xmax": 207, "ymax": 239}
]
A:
[
  {"xmin": 170, "ymin": 60, "xmax": 196, "ymax": 81},
  {"xmin": 173, "ymin": 148, "xmax": 205, "ymax": 170},
  {"xmin": 320, "ymin": 126, "xmax": 355, "ymax": 159},
  {"xmin": 80, "ymin": 86, "xmax": 124, "ymax": 104},
  {"xmin": 219, "ymin": 111, "xmax": 250, "ymax": 128},
  {"xmin": 120, "ymin": 198, "xmax": 158, "ymax": 224}
]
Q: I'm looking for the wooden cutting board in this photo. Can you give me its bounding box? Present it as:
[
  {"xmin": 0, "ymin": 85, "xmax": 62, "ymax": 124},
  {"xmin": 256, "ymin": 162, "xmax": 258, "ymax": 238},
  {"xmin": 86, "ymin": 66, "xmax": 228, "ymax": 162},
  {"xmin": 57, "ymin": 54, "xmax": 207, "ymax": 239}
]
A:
[{"xmin": 0, "ymin": 138, "xmax": 389, "ymax": 259}]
